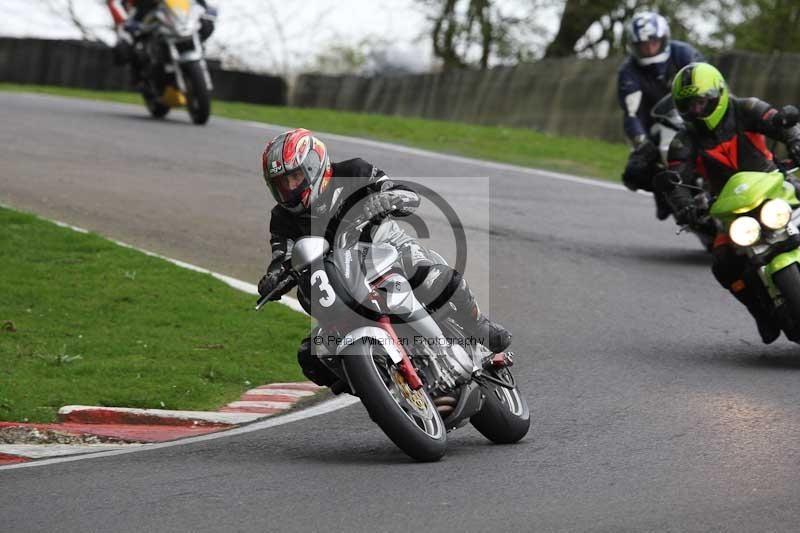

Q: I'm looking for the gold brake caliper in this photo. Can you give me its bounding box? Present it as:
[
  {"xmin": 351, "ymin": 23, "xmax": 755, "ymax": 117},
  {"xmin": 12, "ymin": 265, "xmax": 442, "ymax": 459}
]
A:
[{"xmin": 391, "ymin": 369, "xmax": 428, "ymax": 412}]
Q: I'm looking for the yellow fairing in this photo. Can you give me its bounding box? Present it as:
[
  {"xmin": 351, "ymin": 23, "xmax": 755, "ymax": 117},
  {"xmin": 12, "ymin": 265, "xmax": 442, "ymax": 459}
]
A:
[
  {"xmin": 164, "ymin": 0, "xmax": 191, "ymax": 13},
  {"xmin": 161, "ymin": 86, "xmax": 187, "ymax": 107}
]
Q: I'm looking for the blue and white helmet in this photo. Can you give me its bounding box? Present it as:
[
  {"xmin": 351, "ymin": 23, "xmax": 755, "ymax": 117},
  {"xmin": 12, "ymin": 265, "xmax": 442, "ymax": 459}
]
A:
[{"xmin": 626, "ymin": 12, "xmax": 671, "ymax": 66}]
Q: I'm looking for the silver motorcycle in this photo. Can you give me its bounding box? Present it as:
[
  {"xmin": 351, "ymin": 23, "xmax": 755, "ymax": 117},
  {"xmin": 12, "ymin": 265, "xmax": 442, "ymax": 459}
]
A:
[{"xmin": 256, "ymin": 216, "xmax": 530, "ymax": 462}]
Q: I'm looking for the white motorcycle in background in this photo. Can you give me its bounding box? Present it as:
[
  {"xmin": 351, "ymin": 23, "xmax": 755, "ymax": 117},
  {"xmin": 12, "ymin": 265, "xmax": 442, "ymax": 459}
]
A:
[
  {"xmin": 649, "ymin": 94, "xmax": 683, "ymax": 166},
  {"xmin": 134, "ymin": 0, "xmax": 213, "ymax": 125},
  {"xmin": 650, "ymin": 94, "xmax": 716, "ymax": 251}
]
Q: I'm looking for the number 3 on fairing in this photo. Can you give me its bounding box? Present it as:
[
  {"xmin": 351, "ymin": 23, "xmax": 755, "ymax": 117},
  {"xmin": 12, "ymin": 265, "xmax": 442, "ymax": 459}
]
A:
[{"xmin": 311, "ymin": 270, "xmax": 336, "ymax": 307}]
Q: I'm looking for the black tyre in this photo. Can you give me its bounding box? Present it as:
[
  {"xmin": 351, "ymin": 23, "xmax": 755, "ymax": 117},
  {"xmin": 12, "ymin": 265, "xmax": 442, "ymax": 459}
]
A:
[
  {"xmin": 471, "ymin": 368, "xmax": 530, "ymax": 444},
  {"xmin": 342, "ymin": 346, "xmax": 447, "ymax": 462},
  {"xmin": 774, "ymin": 264, "xmax": 800, "ymax": 320},
  {"xmin": 143, "ymin": 92, "xmax": 170, "ymax": 119},
  {"xmin": 183, "ymin": 61, "xmax": 211, "ymax": 125}
]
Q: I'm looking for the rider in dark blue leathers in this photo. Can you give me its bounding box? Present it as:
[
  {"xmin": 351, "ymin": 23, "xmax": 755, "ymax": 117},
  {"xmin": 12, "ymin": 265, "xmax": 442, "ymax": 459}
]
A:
[{"xmin": 618, "ymin": 12, "xmax": 704, "ymax": 219}]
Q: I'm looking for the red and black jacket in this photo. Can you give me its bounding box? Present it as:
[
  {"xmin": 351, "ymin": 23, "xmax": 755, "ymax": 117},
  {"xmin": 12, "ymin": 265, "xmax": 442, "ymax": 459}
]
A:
[{"xmin": 667, "ymin": 96, "xmax": 800, "ymax": 195}]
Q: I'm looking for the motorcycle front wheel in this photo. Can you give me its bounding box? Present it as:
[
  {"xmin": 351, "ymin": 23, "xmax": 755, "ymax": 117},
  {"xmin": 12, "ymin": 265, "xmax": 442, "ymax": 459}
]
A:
[
  {"xmin": 471, "ymin": 366, "xmax": 530, "ymax": 444},
  {"xmin": 342, "ymin": 346, "xmax": 447, "ymax": 462},
  {"xmin": 182, "ymin": 61, "xmax": 211, "ymax": 125},
  {"xmin": 773, "ymin": 264, "xmax": 800, "ymax": 336}
]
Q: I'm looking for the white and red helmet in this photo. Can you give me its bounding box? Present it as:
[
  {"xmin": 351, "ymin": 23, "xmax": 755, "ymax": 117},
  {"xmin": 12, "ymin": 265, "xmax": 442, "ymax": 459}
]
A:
[{"xmin": 262, "ymin": 128, "xmax": 333, "ymax": 213}]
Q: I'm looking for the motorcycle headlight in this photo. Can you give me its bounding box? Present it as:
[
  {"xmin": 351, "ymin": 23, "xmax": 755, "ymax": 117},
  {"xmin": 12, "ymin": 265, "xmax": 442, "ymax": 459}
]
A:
[
  {"xmin": 760, "ymin": 198, "xmax": 792, "ymax": 230},
  {"xmin": 729, "ymin": 216, "xmax": 761, "ymax": 246}
]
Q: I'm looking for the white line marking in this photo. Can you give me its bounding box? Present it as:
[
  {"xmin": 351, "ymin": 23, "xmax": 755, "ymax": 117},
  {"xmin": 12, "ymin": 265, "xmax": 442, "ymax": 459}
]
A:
[
  {"xmin": 226, "ymin": 401, "xmax": 292, "ymax": 410},
  {"xmin": 0, "ymin": 395, "xmax": 360, "ymax": 471},
  {"xmin": 243, "ymin": 388, "xmax": 315, "ymax": 397},
  {"xmin": 261, "ymin": 382, "xmax": 322, "ymax": 389},
  {"xmin": 0, "ymin": 444, "xmax": 140, "ymax": 459},
  {"xmin": 58, "ymin": 405, "xmax": 264, "ymax": 425}
]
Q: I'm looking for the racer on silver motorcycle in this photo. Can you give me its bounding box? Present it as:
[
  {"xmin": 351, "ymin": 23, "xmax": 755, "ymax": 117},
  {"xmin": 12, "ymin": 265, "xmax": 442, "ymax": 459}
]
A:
[{"xmin": 257, "ymin": 129, "xmax": 512, "ymax": 388}]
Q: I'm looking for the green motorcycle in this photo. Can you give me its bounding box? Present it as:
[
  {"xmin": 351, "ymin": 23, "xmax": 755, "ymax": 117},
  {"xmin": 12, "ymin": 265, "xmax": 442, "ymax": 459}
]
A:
[{"xmin": 710, "ymin": 170, "xmax": 800, "ymax": 339}]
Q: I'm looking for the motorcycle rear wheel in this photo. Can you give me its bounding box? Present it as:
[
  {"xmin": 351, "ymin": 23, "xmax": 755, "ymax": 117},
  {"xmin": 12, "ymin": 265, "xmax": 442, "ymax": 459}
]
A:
[
  {"xmin": 143, "ymin": 92, "xmax": 170, "ymax": 119},
  {"xmin": 470, "ymin": 367, "xmax": 530, "ymax": 444},
  {"xmin": 342, "ymin": 346, "xmax": 447, "ymax": 462}
]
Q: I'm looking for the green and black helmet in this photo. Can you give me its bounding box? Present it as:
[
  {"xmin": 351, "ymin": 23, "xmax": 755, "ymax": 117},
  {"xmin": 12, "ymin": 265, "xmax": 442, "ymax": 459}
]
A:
[{"xmin": 671, "ymin": 62, "xmax": 729, "ymax": 129}]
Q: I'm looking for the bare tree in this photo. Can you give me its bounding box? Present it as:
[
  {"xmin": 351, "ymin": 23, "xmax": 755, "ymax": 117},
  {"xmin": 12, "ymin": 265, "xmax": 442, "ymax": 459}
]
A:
[
  {"xmin": 205, "ymin": 0, "xmax": 335, "ymax": 76},
  {"xmin": 45, "ymin": 0, "xmax": 106, "ymax": 42},
  {"xmin": 544, "ymin": 0, "xmax": 695, "ymax": 58},
  {"xmin": 417, "ymin": 0, "xmax": 549, "ymax": 70}
]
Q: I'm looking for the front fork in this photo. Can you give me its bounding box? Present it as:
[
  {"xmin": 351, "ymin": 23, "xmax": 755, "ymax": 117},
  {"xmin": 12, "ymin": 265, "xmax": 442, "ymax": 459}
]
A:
[
  {"xmin": 165, "ymin": 33, "xmax": 213, "ymax": 93},
  {"xmin": 377, "ymin": 316, "xmax": 423, "ymax": 390},
  {"xmin": 761, "ymin": 248, "xmax": 800, "ymax": 302}
]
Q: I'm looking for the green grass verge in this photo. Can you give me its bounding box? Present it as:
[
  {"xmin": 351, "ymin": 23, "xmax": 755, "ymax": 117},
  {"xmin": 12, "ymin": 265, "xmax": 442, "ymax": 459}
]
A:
[
  {"xmin": 0, "ymin": 83, "xmax": 629, "ymax": 181},
  {"xmin": 0, "ymin": 207, "xmax": 310, "ymax": 423}
]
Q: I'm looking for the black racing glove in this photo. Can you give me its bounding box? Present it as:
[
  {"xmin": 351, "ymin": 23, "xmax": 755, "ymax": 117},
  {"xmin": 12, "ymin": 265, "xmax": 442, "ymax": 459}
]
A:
[
  {"xmin": 674, "ymin": 203, "xmax": 699, "ymax": 226},
  {"xmin": 774, "ymin": 107, "xmax": 800, "ymax": 165},
  {"xmin": 258, "ymin": 256, "xmax": 295, "ymax": 300},
  {"xmin": 773, "ymin": 105, "xmax": 800, "ymax": 129},
  {"xmin": 257, "ymin": 271, "xmax": 283, "ymax": 300},
  {"xmin": 363, "ymin": 192, "xmax": 400, "ymax": 221},
  {"xmin": 666, "ymin": 185, "xmax": 698, "ymax": 225},
  {"xmin": 786, "ymin": 139, "xmax": 800, "ymax": 167},
  {"xmin": 654, "ymin": 170, "xmax": 697, "ymax": 224},
  {"xmin": 199, "ymin": 6, "xmax": 217, "ymax": 41}
]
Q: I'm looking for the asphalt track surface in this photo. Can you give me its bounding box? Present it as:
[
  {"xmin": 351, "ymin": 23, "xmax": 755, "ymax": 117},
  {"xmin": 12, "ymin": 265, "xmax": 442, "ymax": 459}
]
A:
[{"xmin": 3, "ymin": 93, "xmax": 800, "ymax": 532}]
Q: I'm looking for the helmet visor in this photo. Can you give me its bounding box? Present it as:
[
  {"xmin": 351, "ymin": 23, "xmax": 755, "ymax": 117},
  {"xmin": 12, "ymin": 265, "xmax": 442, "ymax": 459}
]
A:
[
  {"xmin": 268, "ymin": 168, "xmax": 311, "ymax": 208},
  {"xmin": 676, "ymin": 90, "xmax": 720, "ymax": 121},
  {"xmin": 634, "ymin": 37, "xmax": 666, "ymax": 59}
]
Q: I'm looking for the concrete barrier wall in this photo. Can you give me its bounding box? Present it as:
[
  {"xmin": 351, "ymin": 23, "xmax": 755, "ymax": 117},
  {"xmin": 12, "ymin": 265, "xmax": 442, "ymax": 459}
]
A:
[
  {"xmin": 293, "ymin": 59, "xmax": 621, "ymax": 140},
  {"xmin": 294, "ymin": 51, "xmax": 800, "ymax": 143},
  {"xmin": 0, "ymin": 38, "xmax": 287, "ymax": 106}
]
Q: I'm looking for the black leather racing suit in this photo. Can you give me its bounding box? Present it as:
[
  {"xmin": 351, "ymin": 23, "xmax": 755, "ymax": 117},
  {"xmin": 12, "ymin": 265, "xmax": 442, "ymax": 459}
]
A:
[
  {"xmin": 263, "ymin": 158, "xmax": 493, "ymax": 386},
  {"xmin": 661, "ymin": 96, "xmax": 800, "ymax": 340}
]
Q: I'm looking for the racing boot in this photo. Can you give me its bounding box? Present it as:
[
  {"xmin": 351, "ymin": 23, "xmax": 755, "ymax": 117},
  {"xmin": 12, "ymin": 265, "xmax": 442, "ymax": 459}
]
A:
[
  {"xmin": 470, "ymin": 314, "xmax": 513, "ymax": 353},
  {"xmin": 442, "ymin": 271, "xmax": 512, "ymax": 353},
  {"xmin": 654, "ymin": 191, "xmax": 672, "ymax": 221}
]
